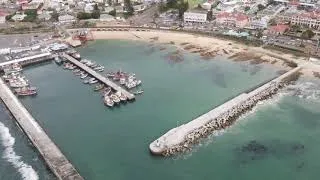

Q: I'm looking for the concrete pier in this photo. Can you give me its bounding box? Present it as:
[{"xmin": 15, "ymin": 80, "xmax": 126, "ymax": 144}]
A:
[
  {"xmin": 150, "ymin": 67, "xmax": 301, "ymax": 156},
  {"xmin": 0, "ymin": 52, "xmax": 53, "ymax": 68},
  {"xmin": 0, "ymin": 78, "xmax": 84, "ymax": 180},
  {"xmin": 62, "ymin": 53, "xmax": 135, "ymax": 100}
]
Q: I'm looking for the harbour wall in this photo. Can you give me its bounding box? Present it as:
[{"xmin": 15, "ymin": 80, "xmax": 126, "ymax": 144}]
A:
[
  {"xmin": 0, "ymin": 78, "xmax": 84, "ymax": 180},
  {"xmin": 0, "ymin": 52, "xmax": 53, "ymax": 69},
  {"xmin": 149, "ymin": 67, "xmax": 302, "ymax": 156}
]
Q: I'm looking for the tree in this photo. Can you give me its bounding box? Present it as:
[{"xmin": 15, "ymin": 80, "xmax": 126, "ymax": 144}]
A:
[
  {"xmin": 177, "ymin": 0, "xmax": 188, "ymax": 19},
  {"xmin": 107, "ymin": 0, "xmax": 112, "ymax": 6},
  {"xmin": 51, "ymin": 10, "xmax": 59, "ymax": 21},
  {"xmin": 207, "ymin": 10, "xmax": 213, "ymax": 21},
  {"xmin": 291, "ymin": 24, "xmax": 300, "ymax": 32},
  {"xmin": 108, "ymin": 9, "xmax": 116, "ymax": 16},
  {"xmin": 124, "ymin": 0, "xmax": 134, "ymax": 16},
  {"xmin": 257, "ymin": 4, "xmax": 265, "ymax": 11},
  {"xmin": 301, "ymin": 29, "xmax": 315, "ymax": 39},
  {"xmin": 77, "ymin": 12, "xmax": 92, "ymax": 19},
  {"xmin": 269, "ymin": 19, "xmax": 277, "ymax": 26},
  {"xmin": 256, "ymin": 30, "xmax": 263, "ymax": 38},
  {"xmin": 244, "ymin": 6, "xmax": 250, "ymax": 11}
]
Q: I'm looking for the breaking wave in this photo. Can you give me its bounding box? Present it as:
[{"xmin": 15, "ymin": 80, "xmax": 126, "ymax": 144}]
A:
[
  {"xmin": 285, "ymin": 81, "xmax": 320, "ymax": 101},
  {"xmin": 0, "ymin": 122, "xmax": 39, "ymax": 180}
]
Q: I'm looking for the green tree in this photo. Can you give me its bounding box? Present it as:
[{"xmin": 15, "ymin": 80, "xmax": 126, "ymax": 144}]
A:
[
  {"xmin": 108, "ymin": 9, "xmax": 116, "ymax": 16},
  {"xmin": 77, "ymin": 12, "xmax": 92, "ymax": 19},
  {"xmin": 177, "ymin": 0, "xmax": 188, "ymax": 19},
  {"xmin": 207, "ymin": 10, "xmax": 213, "ymax": 21},
  {"xmin": 256, "ymin": 30, "xmax": 263, "ymax": 38},
  {"xmin": 291, "ymin": 24, "xmax": 300, "ymax": 32},
  {"xmin": 124, "ymin": 0, "xmax": 134, "ymax": 16},
  {"xmin": 244, "ymin": 6, "xmax": 250, "ymax": 11},
  {"xmin": 301, "ymin": 29, "xmax": 315, "ymax": 39},
  {"xmin": 257, "ymin": 4, "xmax": 265, "ymax": 11},
  {"xmin": 51, "ymin": 10, "xmax": 59, "ymax": 21}
]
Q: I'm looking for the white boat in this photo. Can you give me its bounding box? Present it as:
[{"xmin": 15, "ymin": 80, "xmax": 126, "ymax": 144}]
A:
[
  {"xmin": 80, "ymin": 73, "xmax": 88, "ymax": 79},
  {"xmin": 110, "ymin": 94, "xmax": 120, "ymax": 104},
  {"xmin": 89, "ymin": 79, "xmax": 98, "ymax": 84},
  {"xmin": 104, "ymin": 95, "xmax": 114, "ymax": 107},
  {"xmin": 9, "ymin": 80, "xmax": 29, "ymax": 88},
  {"xmin": 116, "ymin": 91, "xmax": 127, "ymax": 101},
  {"xmin": 133, "ymin": 90, "xmax": 144, "ymax": 95},
  {"xmin": 119, "ymin": 77, "xmax": 126, "ymax": 85}
]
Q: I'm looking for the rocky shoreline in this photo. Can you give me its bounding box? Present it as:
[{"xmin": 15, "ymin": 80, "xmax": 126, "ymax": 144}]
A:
[{"xmin": 161, "ymin": 71, "xmax": 301, "ymax": 156}]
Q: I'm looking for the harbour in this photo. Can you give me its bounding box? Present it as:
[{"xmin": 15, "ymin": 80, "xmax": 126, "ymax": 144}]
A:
[{"xmin": 0, "ymin": 39, "xmax": 320, "ymax": 180}]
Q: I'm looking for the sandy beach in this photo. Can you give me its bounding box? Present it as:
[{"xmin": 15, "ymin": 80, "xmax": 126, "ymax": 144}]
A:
[{"xmin": 91, "ymin": 30, "xmax": 319, "ymax": 76}]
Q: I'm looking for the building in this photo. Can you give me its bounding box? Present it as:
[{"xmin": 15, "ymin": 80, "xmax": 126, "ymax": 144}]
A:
[
  {"xmin": 183, "ymin": 10, "xmax": 208, "ymax": 24},
  {"xmin": 267, "ymin": 24, "xmax": 289, "ymax": 35},
  {"xmin": 0, "ymin": 11, "xmax": 8, "ymax": 24},
  {"xmin": 279, "ymin": 7, "xmax": 320, "ymax": 30},
  {"xmin": 11, "ymin": 13, "xmax": 27, "ymax": 21},
  {"xmin": 248, "ymin": 16, "xmax": 269, "ymax": 29},
  {"xmin": 58, "ymin": 14, "xmax": 76, "ymax": 23},
  {"xmin": 216, "ymin": 12, "xmax": 249, "ymax": 28}
]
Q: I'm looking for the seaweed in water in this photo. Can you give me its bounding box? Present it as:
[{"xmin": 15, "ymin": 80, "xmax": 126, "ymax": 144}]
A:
[
  {"xmin": 164, "ymin": 51, "xmax": 184, "ymax": 64},
  {"xmin": 211, "ymin": 66, "xmax": 227, "ymax": 88},
  {"xmin": 249, "ymin": 65, "xmax": 262, "ymax": 76},
  {"xmin": 144, "ymin": 46, "xmax": 156, "ymax": 55}
]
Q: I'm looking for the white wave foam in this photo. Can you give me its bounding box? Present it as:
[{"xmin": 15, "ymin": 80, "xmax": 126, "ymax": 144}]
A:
[{"xmin": 0, "ymin": 122, "xmax": 39, "ymax": 180}]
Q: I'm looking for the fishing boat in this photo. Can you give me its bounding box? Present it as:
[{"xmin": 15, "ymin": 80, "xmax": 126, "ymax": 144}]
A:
[
  {"xmin": 15, "ymin": 86, "xmax": 37, "ymax": 94},
  {"xmin": 54, "ymin": 56, "xmax": 63, "ymax": 65},
  {"xmin": 75, "ymin": 71, "xmax": 82, "ymax": 76},
  {"xmin": 98, "ymin": 68, "xmax": 104, "ymax": 72},
  {"xmin": 68, "ymin": 65, "xmax": 76, "ymax": 70},
  {"xmin": 83, "ymin": 79, "xmax": 89, "ymax": 84},
  {"xmin": 103, "ymin": 87, "xmax": 112, "ymax": 96},
  {"xmin": 72, "ymin": 69, "xmax": 80, "ymax": 73},
  {"xmin": 16, "ymin": 89, "xmax": 37, "ymax": 96},
  {"xmin": 94, "ymin": 84, "xmax": 104, "ymax": 91},
  {"xmin": 9, "ymin": 78, "xmax": 29, "ymax": 88},
  {"xmin": 4, "ymin": 63, "xmax": 22, "ymax": 73},
  {"xmin": 110, "ymin": 94, "xmax": 120, "ymax": 104},
  {"xmin": 116, "ymin": 91, "xmax": 127, "ymax": 101},
  {"xmin": 133, "ymin": 89, "xmax": 144, "ymax": 95},
  {"xmin": 106, "ymin": 72, "xmax": 115, "ymax": 77},
  {"xmin": 89, "ymin": 78, "xmax": 98, "ymax": 84},
  {"xmin": 80, "ymin": 73, "xmax": 88, "ymax": 79},
  {"xmin": 104, "ymin": 95, "xmax": 114, "ymax": 107}
]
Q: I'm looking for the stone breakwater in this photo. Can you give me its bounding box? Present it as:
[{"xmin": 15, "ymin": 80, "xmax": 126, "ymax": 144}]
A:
[{"xmin": 149, "ymin": 67, "xmax": 302, "ymax": 156}]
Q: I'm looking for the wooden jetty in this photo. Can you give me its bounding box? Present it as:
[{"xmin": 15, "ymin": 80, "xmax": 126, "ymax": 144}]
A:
[
  {"xmin": 149, "ymin": 67, "xmax": 302, "ymax": 155},
  {"xmin": 62, "ymin": 53, "xmax": 135, "ymax": 100},
  {"xmin": 0, "ymin": 78, "xmax": 84, "ymax": 180}
]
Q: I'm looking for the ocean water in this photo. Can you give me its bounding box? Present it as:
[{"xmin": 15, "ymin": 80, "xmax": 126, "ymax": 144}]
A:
[
  {"xmin": 0, "ymin": 102, "xmax": 55, "ymax": 180},
  {"xmin": 1, "ymin": 40, "xmax": 320, "ymax": 180}
]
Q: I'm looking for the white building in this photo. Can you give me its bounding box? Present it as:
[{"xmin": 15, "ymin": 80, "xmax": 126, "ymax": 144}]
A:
[
  {"xmin": 58, "ymin": 14, "xmax": 76, "ymax": 23},
  {"xmin": 0, "ymin": 12, "xmax": 7, "ymax": 24},
  {"xmin": 183, "ymin": 10, "xmax": 207, "ymax": 24}
]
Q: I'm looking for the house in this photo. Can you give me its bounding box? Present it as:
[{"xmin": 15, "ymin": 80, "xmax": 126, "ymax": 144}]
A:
[
  {"xmin": 22, "ymin": 2, "xmax": 42, "ymax": 10},
  {"xmin": 38, "ymin": 12, "xmax": 51, "ymax": 21},
  {"xmin": 267, "ymin": 24, "xmax": 289, "ymax": 35},
  {"xmin": 216, "ymin": 12, "xmax": 249, "ymax": 28},
  {"xmin": 11, "ymin": 13, "xmax": 27, "ymax": 21},
  {"xmin": 248, "ymin": 16, "xmax": 269, "ymax": 29},
  {"xmin": 16, "ymin": 0, "xmax": 29, "ymax": 5},
  {"xmin": 183, "ymin": 9, "xmax": 208, "ymax": 24},
  {"xmin": 58, "ymin": 14, "xmax": 76, "ymax": 23},
  {"xmin": 84, "ymin": 3, "xmax": 95, "ymax": 13},
  {"xmin": 0, "ymin": 12, "xmax": 8, "ymax": 24}
]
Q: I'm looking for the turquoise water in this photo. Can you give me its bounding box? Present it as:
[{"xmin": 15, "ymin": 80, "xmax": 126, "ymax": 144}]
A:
[{"xmin": 1, "ymin": 40, "xmax": 320, "ymax": 179}]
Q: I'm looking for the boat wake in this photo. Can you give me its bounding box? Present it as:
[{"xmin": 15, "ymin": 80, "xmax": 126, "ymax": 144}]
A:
[{"xmin": 0, "ymin": 122, "xmax": 39, "ymax": 180}]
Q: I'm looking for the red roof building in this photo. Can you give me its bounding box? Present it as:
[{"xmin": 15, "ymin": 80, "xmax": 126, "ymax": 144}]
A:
[
  {"xmin": 268, "ymin": 24, "xmax": 289, "ymax": 35},
  {"xmin": 216, "ymin": 12, "xmax": 249, "ymax": 28}
]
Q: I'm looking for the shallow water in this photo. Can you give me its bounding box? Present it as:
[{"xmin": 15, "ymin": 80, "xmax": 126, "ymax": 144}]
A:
[{"xmin": 1, "ymin": 40, "xmax": 320, "ymax": 180}]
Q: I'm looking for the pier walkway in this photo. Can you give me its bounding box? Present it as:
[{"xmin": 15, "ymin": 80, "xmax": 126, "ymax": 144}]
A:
[
  {"xmin": 0, "ymin": 78, "xmax": 84, "ymax": 180},
  {"xmin": 0, "ymin": 52, "xmax": 52, "ymax": 68},
  {"xmin": 62, "ymin": 53, "xmax": 135, "ymax": 100},
  {"xmin": 150, "ymin": 67, "xmax": 301, "ymax": 155}
]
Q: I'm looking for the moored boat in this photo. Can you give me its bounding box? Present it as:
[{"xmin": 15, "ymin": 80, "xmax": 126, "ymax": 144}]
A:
[
  {"xmin": 17, "ymin": 89, "xmax": 37, "ymax": 96},
  {"xmin": 116, "ymin": 91, "xmax": 127, "ymax": 101},
  {"xmin": 104, "ymin": 95, "xmax": 114, "ymax": 107},
  {"xmin": 94, "ymin": 84, "xmax": 104, "ymax": 91},
  {"xmin": 54, "ymin": 56, "xmax": 63, "ymax": 65},
  {"xmin": 15, "ymin": 86, "xmax": 37, "ymax": 94},
  {"xmin": 110, "ymin": 94, "xmax": 120, "ymax": 104},
  {"xmin": 80, "ymin": 73, "xmax": 88, "ymax": 79},
  {"xmin": 133, "ymin": 89, "xmax": 144, "ymax": 95}
]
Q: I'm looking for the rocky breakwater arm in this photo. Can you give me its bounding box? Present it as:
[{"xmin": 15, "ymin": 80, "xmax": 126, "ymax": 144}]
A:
[{"xmin": 149, "ymin": 67, "xmax": 302, "ymax": 156}]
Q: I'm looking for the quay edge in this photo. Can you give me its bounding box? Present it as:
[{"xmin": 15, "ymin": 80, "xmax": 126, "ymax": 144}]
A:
[
  {"xmin": 149, "ymin": 67, "xmax": 302, "ymax": 156},
  {"xmin": 0, "ymin": 78, "xmax": 84, "ymax": 180}
]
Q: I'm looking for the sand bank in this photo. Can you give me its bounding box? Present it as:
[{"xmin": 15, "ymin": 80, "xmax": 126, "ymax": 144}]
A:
[{"xmin": 92, "ymin": 30, "xmax": 317, "ymax": 75}]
